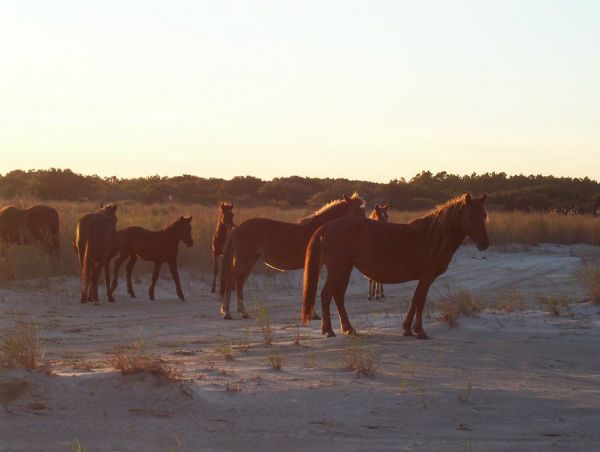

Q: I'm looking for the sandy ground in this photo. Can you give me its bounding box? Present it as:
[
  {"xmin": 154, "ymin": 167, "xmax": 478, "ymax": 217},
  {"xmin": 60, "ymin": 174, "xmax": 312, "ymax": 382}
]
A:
[{"xmin": 1, "ymin": 244, "xmax": 600, "ymax": 452}]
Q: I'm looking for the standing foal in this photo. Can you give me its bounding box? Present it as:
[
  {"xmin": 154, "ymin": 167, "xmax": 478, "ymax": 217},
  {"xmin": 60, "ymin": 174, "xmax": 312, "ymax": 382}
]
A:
[{"xmin": 211, "ymin": 203, "xmax": 235, "ymax": 293}]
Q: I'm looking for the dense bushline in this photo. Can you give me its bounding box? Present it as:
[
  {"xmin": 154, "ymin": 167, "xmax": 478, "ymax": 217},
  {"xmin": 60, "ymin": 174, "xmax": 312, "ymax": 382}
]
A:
[{"xmin": 1, "ymin": 168, "xmax": 599, "ymax": 212}]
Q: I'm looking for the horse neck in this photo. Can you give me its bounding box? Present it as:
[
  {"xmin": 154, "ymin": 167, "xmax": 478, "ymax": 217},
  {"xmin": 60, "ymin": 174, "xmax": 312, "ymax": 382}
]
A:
[
  {"xmin": 300, "ymin": 203, "xmax": 348, "ymax": 232},
  {"xmin": 162, "ymin": 224, "xmax": 182, "ymax": 244},
  {"xmin": 416, "ymin": 207, "xmax": 465, "ymax": 257}
]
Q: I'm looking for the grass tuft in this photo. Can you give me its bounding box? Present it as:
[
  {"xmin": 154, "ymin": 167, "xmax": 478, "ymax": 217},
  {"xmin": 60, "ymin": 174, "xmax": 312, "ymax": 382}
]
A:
[
  {"xmin": 107, "ymin": 341, "xmax": 183, "ymax": 381},
  {"xmin": 254, "ymin": 304, "xmax": 276, "ymax": 345},
  {"xmin": 0, "ymin": 321, "xmax": 40, "ymax": 369},
  {"xmin": 437, "ymin": 285, "xmax": 480, "ymax": 327},
  {"xmin": 344, "ymin": 336, "xmax": 376, "ymax": 377},
  {"xmin": 267, "ymin": 353, "xmax": 283, "ymax": 371}
]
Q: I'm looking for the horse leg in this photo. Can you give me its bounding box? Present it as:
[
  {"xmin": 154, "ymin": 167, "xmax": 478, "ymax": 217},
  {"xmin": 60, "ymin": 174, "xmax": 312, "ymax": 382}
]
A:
[
  {"xmin": 211, "ymin": 252, "xmax": 219, "ymax": 293},
  {"xmin": 104, "ymin": 262, "xmax": 114, "ymax": 302},
  {"xmin": 332, "ymin": 266, "xmax": 356, "ymax": 335},
  {"xmin": 125, "ymin": 255, "xmax": 138, "ymax": 298},
  {"xmin": 220, "ymin": 251, "xmax": 251, "ymax": 320},
  {"xmin": 403, "ymin": 279, "xmax": 432, "ymax": 339},
  {"xmin": 320, "ymin": 278, "xmax": 335, "ymax": 337},
  {"xmin": 149, "ymin": 262, "xmax": 162, "ymax": 300},
  {"xmin": 168, "ymin": 259, "xmax": 185, "ymax": 301},
  {"xmin": 368, "ymin": 279, "xmax": 374, "ymax": 300},
  {"xmin": 80, "ymin": 264, "xmax": 89, "ymax": 303},
  {"xmin": 375, "ymin": 281, "xmax": 380, "ymax": 300},
  {"xmin": 111, "ymin": 252, "xmax": 129, "ymax": 292},
  {"xmin": 234, "ymin": 255, "xmax": 259, "ymax": 319},
  {"xmin": 91, "ymin": 263, "xmax": 101, "ymax": 304},
  {"xmin": 379, "ymin": 283, "xmax": 385, "ymax": 299},
  {"xmin": 412, "ymin": 279, "xmax": 433, "ymax": 339}
]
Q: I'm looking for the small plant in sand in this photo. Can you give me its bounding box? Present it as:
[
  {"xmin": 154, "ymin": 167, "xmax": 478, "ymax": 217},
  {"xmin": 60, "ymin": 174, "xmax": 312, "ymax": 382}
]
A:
[
  {"xmin": 537, "ymin": 294, "xmax": 569, "ymax": 316},
  {"xmin": 437, "ymin": 285, "xmax": 480, "ymax": 327},
  {"xmin": 254, "ymin": 304, "xmax": 276, "ymax": 345},
  {"xmin": 225, "ymin": 382, "xmax": 242, "ymax": 393},
  {"xmin": 575, "ymin": 263, "xmax": 600, "ymax": 303},
  {"xmin": 71, "ymin": 439, "xmax": 84, "ymax": 452},
  {"xmin": 217, "ymin": 332, "xmax": 234, "ymax": 360},
  {"xmin": 239, "ymin": 328, "xmax": 252, "ymax": 352},
  {"xmin": 0, "ymin": 321, "xmax": 40, "ymax": 369},
  {"xmin": 344, "ymin": 336, "xmax": 376, "ymax": 378},
  {"xmin": 267, "ymin": 353, "xmax": 283, "ymax": 371},
  {"xmin": 458, "ymin": 382, "xmax": 474, "ymax": 404},
  {"xmin": 107, "ymin": 341, "xmax": 183, "ymax": 381},
  {"xmin": 489, "ymin": 288, "xmax": 527, "ymax": 313}
]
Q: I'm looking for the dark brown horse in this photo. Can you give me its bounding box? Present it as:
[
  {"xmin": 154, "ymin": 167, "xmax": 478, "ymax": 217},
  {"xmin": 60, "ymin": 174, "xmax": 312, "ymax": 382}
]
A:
[
  {"xmin": 302, "ymin": 193, "xmax": 489, "ymax": 339},
  {"xmin": 211, "ymin": 203, "xmax": 235, "ymax": 293},
  {"xmin": 0, "ymin": 205, "xmax": 60, "ymax": 258},
  {"xmin": 367, "ymin": 204, "xmax": 388, "ymax": 301},
  {"xmin": 75, "ymin": 204, "xmax": 118, "ymax": 303},
  {"xmin": 219, "ymin": 194, "xmax": 366, "ymax": 320},
  {"xmin": 111, "ymin": 216, "xmax": 193, "ymax": 301}
]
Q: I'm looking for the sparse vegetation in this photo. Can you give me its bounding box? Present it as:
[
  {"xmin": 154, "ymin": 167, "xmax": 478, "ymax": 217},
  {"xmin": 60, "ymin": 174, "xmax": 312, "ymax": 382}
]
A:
[
  {"xmin": 488, "ymin": 288, "xmax": 527, "ymax": 313},
  {"xmin": 225, "ymin": 382, "xmax": 242, "ymax": 393},
  {"xmin": 217, "ymin": 332, "xmax": 234, "ymax": 360},
  {"xmin": 437, "ymin": 285, "xmax": 480, "ymax": 327},
  {"xmin": 575, "ymin": 262, "xmax": 600, "ymax": 303},
  {"xmin": 458, "ymin": 382, "xmax": 474, "ymax": 404},
  {"xmin": 107, "ymin": 341, "xmax": 183, "ymax": 381},
  {"xmin": 344, "ymin": 336, "xmax": 376, "ymax": 377},
  {"xmin": 254, "ymin": 304, "xmax": 276, "ymax": 345},
  {"xmin": 267, "ymin": 353, "xmax": 283, "ymax": 371},
  {"xmin": 537, "ymin": 294, "xmax": 570, "ymax": 316},
  {"xmin": 0, "ymin": 321, "xmax": 40, "ymax": 369}
]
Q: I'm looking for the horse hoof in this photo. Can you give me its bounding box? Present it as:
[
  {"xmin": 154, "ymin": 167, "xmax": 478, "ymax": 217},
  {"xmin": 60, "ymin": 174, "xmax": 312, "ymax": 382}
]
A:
[
  {"xmin": 129, "ymin": 293, "xmax": 136, "ymax": 298},
  {"xmin": 241, "ymin": 313, "xmax": 250, "ymax": 319},
  {"xmin": 402, "ymin": 329, "xmax": 413, "ymax": 337},
  {"xmin": 380, "ymin": 294, "xmax": 385, "ymax": 299},
  {"xmin": 210, "ymin": 288, "xmax": 216, "ymax": 293},
  {"xmin": 343, "ymin": 329, "xmax": 358, "ymax": 336},
  {"xmin": 323, "ymin": 330, "xmax": 336, "ymax": 338},
  {"xmin": 311, "ymin": 313, "xmax": 321, "ymax": 321},
  {"xmin": 416, "ymin": 331, "xmax": 430, "ymax": 340},
  {"xmin": 179, "ymin": 296, "xmax": 185, "ymax": 302},
  {"xmin": 223, "ymin": 313, "xmax": 232, "ymax": 320},
  {"xmin": 108, "ymin": 298, "xmax": 115, "ymax": 303},
  {"xmin": 368, "ymin": 296, "xmax": 373, "ymax": 301}
]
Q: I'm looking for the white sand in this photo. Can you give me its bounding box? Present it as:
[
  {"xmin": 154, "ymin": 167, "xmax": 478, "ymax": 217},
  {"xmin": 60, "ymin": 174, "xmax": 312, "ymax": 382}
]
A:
[{"xmin": 1, "ymin": 244, "xmax": 599, "ymax": 451}]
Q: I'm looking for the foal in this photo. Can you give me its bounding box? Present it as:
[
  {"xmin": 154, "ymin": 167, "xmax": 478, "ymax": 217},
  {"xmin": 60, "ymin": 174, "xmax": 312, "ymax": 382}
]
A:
[
  {"xmin": 74, "ymin": 204, "xmax": 118, "ymax": 303},
  {"xmin": 211, "ymin": 203, "xmax": 235, "ymax": 293},
  {"xmin": 111, "ymin": 216, "xmax": 193, "ymax": 301},
  {"xmin": 367, "ymin": 204, "xmax": 388, "ymax": 301}
]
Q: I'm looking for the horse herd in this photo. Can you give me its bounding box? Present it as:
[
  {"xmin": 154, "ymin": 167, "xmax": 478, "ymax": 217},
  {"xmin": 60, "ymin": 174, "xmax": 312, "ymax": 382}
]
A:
[{"xmin": 0, "ymin": 192, "xmax": 489, "ymax": 339}]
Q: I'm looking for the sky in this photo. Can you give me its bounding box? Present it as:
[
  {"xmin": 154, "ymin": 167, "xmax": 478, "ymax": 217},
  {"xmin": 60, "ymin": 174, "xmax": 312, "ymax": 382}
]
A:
[{"xmin": 1, "ymin": 0, "xmax": 599, "ymax": 182}]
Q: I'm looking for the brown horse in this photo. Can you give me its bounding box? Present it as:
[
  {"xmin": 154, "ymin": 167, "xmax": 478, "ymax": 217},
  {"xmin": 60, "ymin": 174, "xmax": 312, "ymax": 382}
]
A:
[
  {"xmin": 111, "ymin": 216, "xmax": 193, "ymax": 301},
  {"xmin": 75, "ymin": 204, "xmax": 118, "ymax": 303},
  {"xmin": 219, "ymin": 193, "xmax": 366, "ymax": 320},
  {"xmin": 302, "ymin": 193, "xmax": 489, "ymax": 339},
  {"xmin": 211, "ymin": 203, "xmax": 235, "ymax": 293},
  {"xmin": 0, "ymin": 205, "xmax": 60, "ymax": 258},
  {"xmin": 367, "ymin": 204, "xmax": 388, "ymax": 301}
]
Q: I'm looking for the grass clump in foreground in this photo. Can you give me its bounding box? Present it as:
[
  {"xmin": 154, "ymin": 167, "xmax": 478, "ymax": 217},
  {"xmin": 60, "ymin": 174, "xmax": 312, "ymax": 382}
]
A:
[
  {"xmin": 344, "ymin": 336, "xmax": 376, "ymax": 378},
  {"xmin": 107, "ymin": 341, "xmax": 183, "ymax": 381},
  {"xmin": 537, "ymin": 294, "xmax": 570, "ymax": 316},
  {"xmin": 267, "ymin": 353, "xmax": 283, "ymax": 371},
  {"xmin": 436, "ymin": 285, "xmax": 480, "ymax": 327},
  {"xmin": 1, "ymin": 321, "xmax": 40, "ymax": 369},
  {"xmin": 575, "ymin": 262, "xmax": 600, "ymax": 303},
  {"xmin": 254, "ymin": 304, "xmax": 276, "ymax": 345}
]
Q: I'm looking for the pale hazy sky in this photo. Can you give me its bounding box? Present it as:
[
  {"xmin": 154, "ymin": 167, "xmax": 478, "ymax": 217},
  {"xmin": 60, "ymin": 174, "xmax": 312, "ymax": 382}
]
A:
[{"xmin": 1, "ymin": 0, "xmax": 599, "ymax": 182}]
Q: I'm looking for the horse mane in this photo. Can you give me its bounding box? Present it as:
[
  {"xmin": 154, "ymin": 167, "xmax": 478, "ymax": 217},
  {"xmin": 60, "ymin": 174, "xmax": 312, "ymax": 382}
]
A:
[
  {"xmin": 409, "ymin": 194, "xmax": 466, "ymax": 235},
  {"xmin": 299, "ymin": 193, "xmax": 362, "ymax": 225}
]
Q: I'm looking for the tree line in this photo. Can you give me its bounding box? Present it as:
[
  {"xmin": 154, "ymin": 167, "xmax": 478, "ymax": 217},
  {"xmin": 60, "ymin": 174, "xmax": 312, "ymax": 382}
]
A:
[{"xmin": 1, "ymin": 168, "xmax": 599, "ymax": 213}]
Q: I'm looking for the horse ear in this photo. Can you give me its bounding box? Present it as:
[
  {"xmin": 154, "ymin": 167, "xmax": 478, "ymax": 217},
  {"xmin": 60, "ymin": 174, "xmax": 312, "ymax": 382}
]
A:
[
  {"xmin": 110, "ymin": 204, "xmax": 117, "ymax": 212},
  {"xmin": 229, "ymin": 203, "xmax": 233, "ymax": 209},
  {"xmin": 344, "ymin": 194, "xmax": 351, "ymax": 203},
  {"xmin": 220, "ymin": 202, "xmax": 225, "ymax": 209},
  {"xmin": 99, "ymin": 202, "xmax": 104, "ymax": 208},
  {"xmin": 465, "ymin": 193, "xmax": 472, "ymax": 204},
  {"xmin": 480, "ymin": 193, "xmax": 487, "ymax": 204},
  {"xmin": 382, "ymin": 204, "xmax": 388, "ymax": 210},
  {"xmin": 186, "ymin": 216, "xmax": 192, "ymax": 223},
  {"xmin": 374, "ymin": 203, "xmax": 380, "ymax": 209},
  {"xmin": 179, "ymin": 216, "xmax": 184, "ymax": 221}
]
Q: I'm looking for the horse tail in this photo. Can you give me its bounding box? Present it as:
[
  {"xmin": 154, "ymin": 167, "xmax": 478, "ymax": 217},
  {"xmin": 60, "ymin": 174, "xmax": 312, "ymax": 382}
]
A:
[
  {"xmin": 219, "ymin": 232, "xmax": 235, "ymax": 301},
  {"xmin": 302, "ymin": 226, "xmax": 325, "ymax": 324}
]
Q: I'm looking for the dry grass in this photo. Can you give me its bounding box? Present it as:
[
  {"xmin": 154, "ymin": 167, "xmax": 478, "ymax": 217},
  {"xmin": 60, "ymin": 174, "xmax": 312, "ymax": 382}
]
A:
[
  {"xmin": 437, "ymin": 285, "xmax": 480, "ymax": 327},
  {"xmin": 267, "ymin": 353, "xmax": 283, "ymax": 371},
  {"xmin": 254, "ymin": 304, "xmax": 276, "ymax": 345},
  {"xmin": 217, "ymin": 333, "xmax": 234, "ymax": 360},
  {"xmin": 488, "ymin": 288, "xmax": 528, "ymax": 313},
  {"xmin": 344, "ymin": 336, "xmax": 376, "ymax": 377},
  {"xmin": 225, "ymin": 382, "xmax": 242, "ymax": 393},
  {"xmin": 2, "ymin": 197, "xmax": 600, "ymax": 283},
  {"xmin": 0, "ymin": 321, "xmax": 40, "ymax": 369},
  {"xmin": 575, "ymin": 262, "xmax": 600, "ymax": 303},
  {"xmin": 537, "ymin": 294, "xmax": 570, "ymax": 316},
  {"xmin": 107, "ymin": 341, "xmax": 183, "ymax": 381}
]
